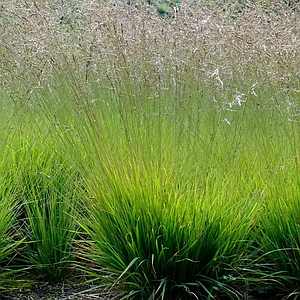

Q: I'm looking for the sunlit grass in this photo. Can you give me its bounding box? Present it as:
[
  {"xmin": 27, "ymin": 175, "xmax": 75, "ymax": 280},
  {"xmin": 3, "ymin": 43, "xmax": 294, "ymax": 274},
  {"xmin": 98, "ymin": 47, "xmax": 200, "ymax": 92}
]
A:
[{"xmin": 0, "ymin": 0, "xmax": 299, "ymax": 298}]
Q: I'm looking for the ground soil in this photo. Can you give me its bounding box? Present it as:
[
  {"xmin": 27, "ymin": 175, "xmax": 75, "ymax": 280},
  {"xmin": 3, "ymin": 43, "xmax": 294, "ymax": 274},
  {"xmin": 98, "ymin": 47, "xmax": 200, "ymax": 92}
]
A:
[
  {"xmin": 0, "ymin": 283, "xmax": 287, "ymax": 300},
  {"xmin": 0, "ymin": 283, "xmax": 122, "ymax": 300}
]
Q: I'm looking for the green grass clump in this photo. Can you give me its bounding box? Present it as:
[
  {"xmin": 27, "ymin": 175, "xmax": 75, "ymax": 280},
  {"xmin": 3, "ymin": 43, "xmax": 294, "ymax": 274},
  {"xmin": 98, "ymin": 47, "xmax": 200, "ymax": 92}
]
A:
[
  {"xmin": 0, "ymin": 122, "xmax": 81, "ymax": 283},
  {"xmin": 46, "ymin": 62, "xmax": 297, "ymax": 298},
  {"xmin": 81, "ymin": 175, "xmax": 257, "ymax": 299},
  {"xmin": 0, "ymin": 182, "xmax": 22, "ymax": 289},
  {"xmin": 48, "ymin": 73, "xmax": 266, "ymax": 299},
  {"xmin": 20, "ymin": 157, "xmax": 80, "ymax": 283},
  {"xmin": 258, "ymin": 169, "xmax": 300, "ymax": 295}
]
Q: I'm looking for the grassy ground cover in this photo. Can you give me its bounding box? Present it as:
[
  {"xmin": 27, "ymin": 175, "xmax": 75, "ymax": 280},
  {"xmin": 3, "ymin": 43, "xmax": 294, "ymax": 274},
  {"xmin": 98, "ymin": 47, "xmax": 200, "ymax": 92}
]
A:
[{"xmin": 0, "ymin": 0, "xmax": 299, "ymax": 299}]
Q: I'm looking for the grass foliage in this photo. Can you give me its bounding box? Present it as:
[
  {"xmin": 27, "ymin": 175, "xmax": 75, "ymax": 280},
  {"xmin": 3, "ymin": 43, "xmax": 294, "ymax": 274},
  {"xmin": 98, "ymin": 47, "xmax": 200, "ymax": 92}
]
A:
[{"xmin": 0, "ymin": 0, "xmax": 300, "ymax": 299}]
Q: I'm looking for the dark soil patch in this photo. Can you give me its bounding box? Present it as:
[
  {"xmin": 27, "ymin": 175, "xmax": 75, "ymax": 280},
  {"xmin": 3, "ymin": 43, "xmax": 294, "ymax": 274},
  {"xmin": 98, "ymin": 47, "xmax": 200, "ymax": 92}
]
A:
[
  {"xmin": 0, "ymin": 283, "xmax": 122, "ymax": 300},
  {"xmin": 0, "ymin": 283, "xmax": 287, "ymax": 300}
]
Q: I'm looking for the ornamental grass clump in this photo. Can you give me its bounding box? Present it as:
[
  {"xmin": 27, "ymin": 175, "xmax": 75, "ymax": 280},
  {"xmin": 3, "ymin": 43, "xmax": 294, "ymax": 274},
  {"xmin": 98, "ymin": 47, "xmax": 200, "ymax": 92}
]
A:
[
  {"xmin": 20, "ymin": 156, "xmax": 80, "ymax": 283},
  {"xmin": 53, "ymin": 70, "xmax": 261, "ymax": 299},
  {"xmin": 0, "ymin": 180, "xmax": 23, "ymax": 290},
  {"xmin": 81, "ymin": 174, "xmax": 257, "ymax": 299},
  {"xmin": 0, "ymin": 0, "xmax": 299, "ymax": 298},
  {"xmin": 0, "ymin": 122, "xmax": 81, "ymax": 283},
  {"xmin": 258, "ymin": 167, "xmax": 300, "ymax": 295}
]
